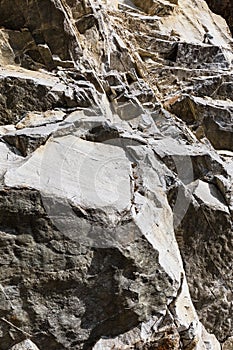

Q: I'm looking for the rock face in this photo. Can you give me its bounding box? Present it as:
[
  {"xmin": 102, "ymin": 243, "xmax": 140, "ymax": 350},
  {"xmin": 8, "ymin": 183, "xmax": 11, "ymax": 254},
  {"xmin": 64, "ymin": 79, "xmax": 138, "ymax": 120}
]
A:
[
  {"xmin": 0, "ymin": 0, "xmax": 232, "ymax": 350},
  {"xmin": 205, "ymin": 0, "xmax": 233, "ymax": 35}
]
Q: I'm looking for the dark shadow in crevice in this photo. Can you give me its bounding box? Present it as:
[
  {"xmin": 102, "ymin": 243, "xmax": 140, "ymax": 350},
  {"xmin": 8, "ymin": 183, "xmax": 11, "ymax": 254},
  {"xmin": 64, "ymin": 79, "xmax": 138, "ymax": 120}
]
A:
[{"xmin": 164, "ymin": 43, "xmax": 179, "ymax": 62}]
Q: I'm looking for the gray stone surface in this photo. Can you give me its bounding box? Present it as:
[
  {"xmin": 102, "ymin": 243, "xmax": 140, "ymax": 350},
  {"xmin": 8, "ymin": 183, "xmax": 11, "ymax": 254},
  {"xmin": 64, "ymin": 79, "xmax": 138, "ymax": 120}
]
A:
[{"xmin": 0, "ymin": 0, "xmax": 232, "ymax": 349}]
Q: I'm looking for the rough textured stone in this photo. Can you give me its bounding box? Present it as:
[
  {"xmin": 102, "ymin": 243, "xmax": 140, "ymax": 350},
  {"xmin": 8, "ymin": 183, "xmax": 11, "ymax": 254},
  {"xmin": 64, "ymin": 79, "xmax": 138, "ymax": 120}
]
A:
[
  {"xmin": 9, "ymin": 340, "xmax": 39, "ymax": 350},
  {"xmin": 0, "ymin": 0, "xmax": 232, "ymax": 349},
  {"xmin": 222, "ymin": 337, "xmax": 233, "ymax": 350},
  {"xmin": 168, "ymin": 95, "xmax": 233, "ymax": 151},
  {"xmin": 206, "ymin": 0, "xmax": 233, "ymax": 35},
  {"xmin": 133, "ymin": 0, "xmax": 178, "ymax": 16}
]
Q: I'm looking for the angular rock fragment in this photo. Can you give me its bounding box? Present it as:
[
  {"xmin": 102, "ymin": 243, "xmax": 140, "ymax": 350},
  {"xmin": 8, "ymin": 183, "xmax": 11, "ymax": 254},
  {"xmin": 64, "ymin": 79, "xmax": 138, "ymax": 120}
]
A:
[
  {"xmin": 168, "ymin": 95, "xmax": 233, "ymax": 151},
  {"xmin": 3, "ymin": 124, "xmax": 58, "ymax": 157},
  {"xmin": 16, "ymin": 110, "xmax": 66, "ymax": 129}
]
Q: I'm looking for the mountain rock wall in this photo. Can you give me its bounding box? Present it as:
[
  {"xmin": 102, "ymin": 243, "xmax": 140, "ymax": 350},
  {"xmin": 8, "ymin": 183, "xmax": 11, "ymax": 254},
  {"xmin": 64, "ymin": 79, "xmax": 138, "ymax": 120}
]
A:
[
  {"xmin": 205, "ymin": 0, "xmax": 233, "ymax": 35},
  {"xmin": 0, "ymin": 1, "xmax": 232, "ymax": 349}
]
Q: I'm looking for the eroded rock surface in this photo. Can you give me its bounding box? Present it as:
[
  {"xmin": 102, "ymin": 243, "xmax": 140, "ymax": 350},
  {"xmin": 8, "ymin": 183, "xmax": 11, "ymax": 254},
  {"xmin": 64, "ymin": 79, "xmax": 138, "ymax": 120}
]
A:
[{"xmin": 0, "ymin": 0, "xmax": 232, "ymax": 349}]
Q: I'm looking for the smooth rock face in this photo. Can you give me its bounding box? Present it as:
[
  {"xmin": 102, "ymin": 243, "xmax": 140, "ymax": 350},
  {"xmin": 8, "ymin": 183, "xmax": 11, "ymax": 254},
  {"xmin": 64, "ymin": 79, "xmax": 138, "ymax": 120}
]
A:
[
  {"xmin": 5, "ymin": 136, "xmax": 132, "ymax": 211},
  {"xmin": 0, "ymin": 0, "xmax": 232, "ymax": 349}
]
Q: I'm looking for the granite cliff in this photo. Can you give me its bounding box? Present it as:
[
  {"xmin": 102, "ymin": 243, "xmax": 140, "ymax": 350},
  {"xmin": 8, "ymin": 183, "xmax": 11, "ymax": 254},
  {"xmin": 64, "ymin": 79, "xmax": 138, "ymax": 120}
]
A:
[{"xmin": 0, "ymin": 0, "xmax": 232, "ymax": 349}]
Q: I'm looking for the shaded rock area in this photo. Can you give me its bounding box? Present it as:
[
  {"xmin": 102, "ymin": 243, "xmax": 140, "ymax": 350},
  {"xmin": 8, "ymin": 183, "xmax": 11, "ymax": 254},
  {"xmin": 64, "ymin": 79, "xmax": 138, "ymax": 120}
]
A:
[
  {"xmin": 0, "ymin": 0, "xmax": 232, "ymax": 350},
  {"xmin": 205, "ymin": 0, "xmax": 233, "ymax": 36}
]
